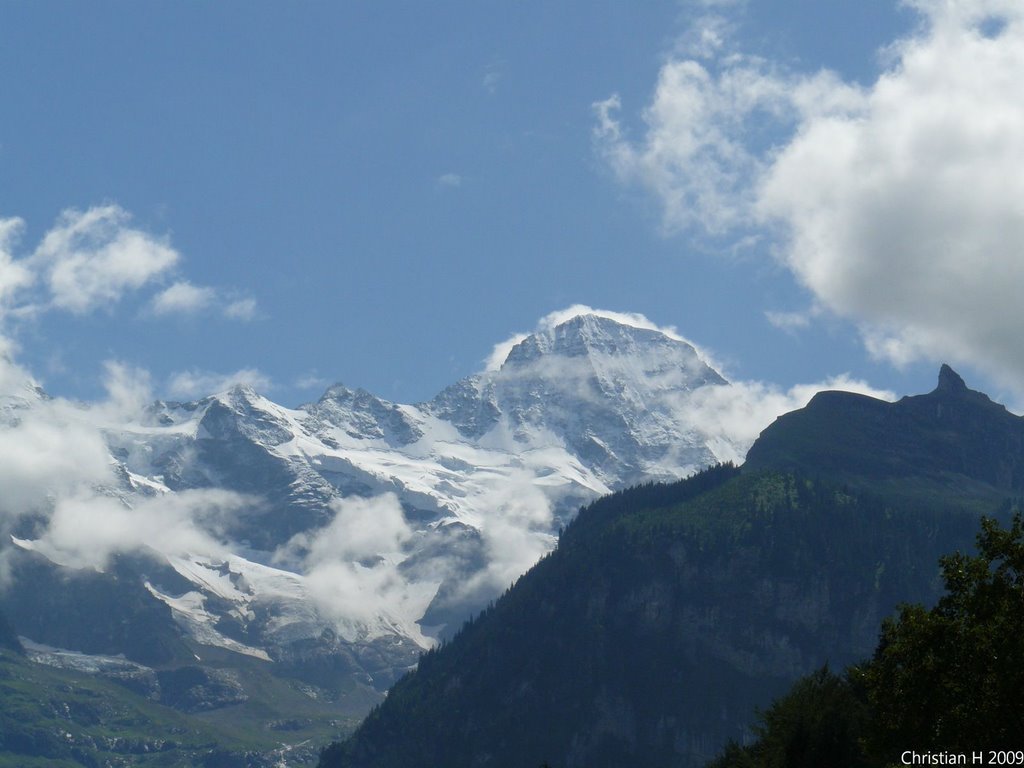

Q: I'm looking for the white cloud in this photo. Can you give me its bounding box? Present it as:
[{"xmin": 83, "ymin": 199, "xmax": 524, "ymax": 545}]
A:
[
  {"xmin": 0, "ymin": 339, "xmax": 38, "ymax": 398},
  {"xmin": 536, "ymin": 304, "xmax": 687, "ymax": 339},
  {"xmin": 96, "ymin": 361, "xmax": 154, "ymax": 421},
  {"xmin": 597, "ymin": 0, "xmax": 1024, "ymax": 391},
  {"xmin": 0, "ymin": 341, "xmax": 253, "ymax": 577},
  {"xmin": 223, "ymin": 297, "xmax": 257, "ymax": 321},
  {"xmin": 764, "ymin": 308, "xmax": 814, "ymax": 332},
  {"xmin": 593, "ymin": 57, "xmax": 793, "ymax": 235},
  {"xmin": 465, "ymin": 469, "xmax": 555, "ymax": 596},
  {"xmin": 483, "ymin": 59, "xmax": 504, "ymax": 94},
  {"xmin": 485, "ymin": 332, "xmax": 529, "ymax": 372},
  {"xmin": 31, "ymin": 206, "xmax": 179, "ymax": 313},
  {"xmin": 151, "ymin": 281, "xmax": 216, "ymax": 316},
  {"xmin": 28, "ymin": 488, "xmax": 246, "ymax": 571},
  {"xmin": 437, "ymin": 173, "xmax": 463, "ymax": 188},
  {"xmin": 0, "ymin": 218, "xmax": 34, "ymax": 311},
  {"xmin": 295, "ymin": 372, "xmax": 328, "ymax": 391},
  {"xmin": 0, "ymin": 206, "xmax": 256, "ymax": 331},
  {"xmin": 275, "ymin": 494, "xmax": 436, "ymax": 644},
  {"xmin": 272, "ymin": 488, "xmax": 552, "ymax": 642},
  {"xmin": 0, "ymin": 406, "xmax": 114, "ymax": 522},
  {"xmin": 282, "ymin": 493, "xmax": 413, "ymax": 566},
  {"xmin": 0, "ymin": 205, "xmax": 268, "ymax": 576},
  {"xmin": 167, "ymin": 367, "xmax": 272, "ymax": 399},
  {"xmin": 673, "ymin": 3, "xmax": 742, "ymax": 60},
  {"xmin": 758, "ymin": 1, "xmax": 1024, "ymax": 387}
]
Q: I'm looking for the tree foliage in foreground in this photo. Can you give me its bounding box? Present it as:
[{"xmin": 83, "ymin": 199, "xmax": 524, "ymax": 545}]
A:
[
  {"xmin": 709, "ymin": 511, "xmax": 1024, "ymax": 767},
  {"xmin": 863, "ymin": 511, "xmax": 1024, "ymax": 755}
]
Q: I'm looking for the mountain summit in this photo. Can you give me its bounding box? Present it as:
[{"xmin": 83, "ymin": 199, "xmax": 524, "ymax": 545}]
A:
[
  {"xmin": 428, "ymin": 312, "xmax": 726, "ymax": 486},
  {"xmin": 937, "ymin": 362, "xmax": 968, "ymax": 393},
  {"xmin": 744, "ymin": 364, "xmax": 1024, "ymax": 504}
]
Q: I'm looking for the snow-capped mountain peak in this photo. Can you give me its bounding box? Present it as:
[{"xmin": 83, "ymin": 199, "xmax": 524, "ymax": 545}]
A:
[
  {"xmin": 503, "ymin": 312, "xmax": 690, "ymax": 363},
  {"xmin": 428, "ymin": 312, "xmax": 727, "ymax": 485}
]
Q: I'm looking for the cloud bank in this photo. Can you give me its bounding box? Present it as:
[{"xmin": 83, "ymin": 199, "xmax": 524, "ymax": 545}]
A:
[
  {"xmin": 596, "ymin": 0, "xmax": 1024, "ymax": 391},
  {"xmin": 0, "ymin": 350, "xmax": 254, "ymax": 583}
]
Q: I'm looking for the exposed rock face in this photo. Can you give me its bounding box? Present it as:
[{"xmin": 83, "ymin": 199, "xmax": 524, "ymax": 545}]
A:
[
  {"xmin": 156, "ymin": 666, "xmax": 248, "ymax": 713},
  {"xmin": 936, "ymin": 362, "xmax": 968, "ymax": 393}
]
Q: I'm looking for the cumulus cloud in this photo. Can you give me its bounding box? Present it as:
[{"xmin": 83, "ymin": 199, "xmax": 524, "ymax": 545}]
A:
[
  {"xmin": 151, "ymin": 281, "xmax": 217, "ymax": 316},
  {"xmin": 30, "ymin": 206, "xmax": 180, "ymax": 314},
  {"xmin": 597, "ymin": 0, "xmax": 1024, "ymax": 390},
  {"xmin": 593, "ymin": 60, "xmax": 793, "ymax": 235},
  {"xmin": 167, "ymin": 367, "xmax": 272, "ymax": 399},
  {"xmin": 0, "ymin": 206, "xmax": 256, "ymax": 331},
  {"xmin": 758, "ymin": 1, "xmax": 1024, "ymax": 385}
]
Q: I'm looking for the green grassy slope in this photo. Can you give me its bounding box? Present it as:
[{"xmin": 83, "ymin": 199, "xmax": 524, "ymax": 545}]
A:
[{"xmin": 0, "ymin": 642, "xmax": 367, "ymax": 767}]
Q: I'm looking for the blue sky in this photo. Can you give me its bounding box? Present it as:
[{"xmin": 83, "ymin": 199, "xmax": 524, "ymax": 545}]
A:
[{"xmin": 2, "ymin": 0, "xmax": 1020, "ymax": 409}]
